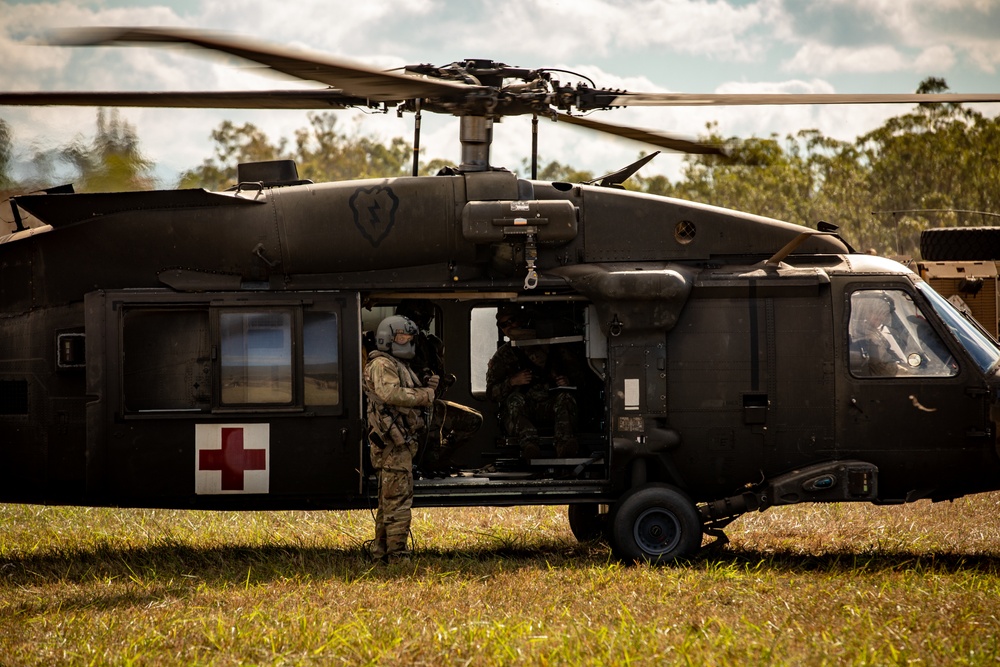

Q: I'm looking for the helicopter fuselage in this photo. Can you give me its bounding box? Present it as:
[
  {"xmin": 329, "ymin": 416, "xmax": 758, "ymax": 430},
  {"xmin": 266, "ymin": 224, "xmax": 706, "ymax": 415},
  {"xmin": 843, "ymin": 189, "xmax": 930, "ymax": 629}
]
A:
[{"xmin": 3, "ymin": 168, "xmax": 999, "ymax": 560}]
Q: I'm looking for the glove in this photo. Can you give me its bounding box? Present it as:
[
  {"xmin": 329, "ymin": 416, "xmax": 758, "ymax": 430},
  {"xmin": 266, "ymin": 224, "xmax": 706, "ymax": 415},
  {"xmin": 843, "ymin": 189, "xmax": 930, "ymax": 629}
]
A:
[{"xmin": 426, "ymin": 374, "xmax": 441, "ymax": 390}]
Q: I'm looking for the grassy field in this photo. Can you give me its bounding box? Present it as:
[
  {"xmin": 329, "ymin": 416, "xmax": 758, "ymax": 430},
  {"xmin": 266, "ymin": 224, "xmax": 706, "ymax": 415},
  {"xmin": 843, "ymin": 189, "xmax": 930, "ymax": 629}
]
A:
[{"xmin": 2, "ymin": 494, "xmax": 999, "ymax": 666}]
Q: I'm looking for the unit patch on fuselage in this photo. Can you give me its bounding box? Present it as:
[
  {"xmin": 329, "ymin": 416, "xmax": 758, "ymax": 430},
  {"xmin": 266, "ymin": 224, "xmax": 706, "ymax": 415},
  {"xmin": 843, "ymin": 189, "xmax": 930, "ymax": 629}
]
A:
[{"xmin": 349, "ymin": 185, "xmax": 399, "ymax": 247}]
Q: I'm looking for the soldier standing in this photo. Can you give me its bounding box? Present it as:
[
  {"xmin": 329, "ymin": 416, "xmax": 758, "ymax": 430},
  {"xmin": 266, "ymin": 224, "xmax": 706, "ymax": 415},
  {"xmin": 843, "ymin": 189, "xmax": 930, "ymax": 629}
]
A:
[{"xmin": 364, "ymin": 314, "xmax": 438, "ymax": 563}]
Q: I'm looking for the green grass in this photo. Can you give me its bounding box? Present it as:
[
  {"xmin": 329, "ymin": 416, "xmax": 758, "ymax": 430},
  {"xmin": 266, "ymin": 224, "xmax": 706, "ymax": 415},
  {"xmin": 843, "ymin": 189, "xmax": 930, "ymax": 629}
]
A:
[{"xmin": 2, "ymin": 496, "xmax": 999, "ymax": 665}]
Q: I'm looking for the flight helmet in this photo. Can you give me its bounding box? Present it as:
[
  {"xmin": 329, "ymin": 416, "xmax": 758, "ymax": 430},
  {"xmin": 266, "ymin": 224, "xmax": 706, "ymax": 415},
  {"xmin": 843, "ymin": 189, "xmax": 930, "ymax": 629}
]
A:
[{"xmin": 375, "ymin": 315, "xmax": 419, "ymax": 360}]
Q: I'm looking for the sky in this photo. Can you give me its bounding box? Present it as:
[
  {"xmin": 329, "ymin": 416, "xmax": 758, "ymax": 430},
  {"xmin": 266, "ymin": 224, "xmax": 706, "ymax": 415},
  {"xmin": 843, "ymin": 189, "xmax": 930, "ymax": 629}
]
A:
[{"xmin": 1, "ymin": 0, "xmax": 999, "ymax": 187}]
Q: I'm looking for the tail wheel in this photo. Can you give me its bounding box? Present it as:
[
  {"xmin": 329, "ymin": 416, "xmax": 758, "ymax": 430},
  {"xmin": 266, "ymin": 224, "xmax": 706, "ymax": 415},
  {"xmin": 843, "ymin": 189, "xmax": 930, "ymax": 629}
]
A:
[{"xmin": 609, "ymin": 484, "xmax": 702, "ymax": 564}]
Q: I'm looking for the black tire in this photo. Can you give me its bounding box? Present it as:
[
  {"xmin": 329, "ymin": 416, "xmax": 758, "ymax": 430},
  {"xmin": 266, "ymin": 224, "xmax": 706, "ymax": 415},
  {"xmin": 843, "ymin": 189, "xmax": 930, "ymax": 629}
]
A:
[
  {"xmin": 920, "ymin": 227, "xmax": 1000, "ymax": 261},
  {"xmin": 609, "ymin": 484, "xmax": 702, "ymax": 564},
  {"xmin": 567, "ymin": 503, "xmax": 608, "ymax": 542}
]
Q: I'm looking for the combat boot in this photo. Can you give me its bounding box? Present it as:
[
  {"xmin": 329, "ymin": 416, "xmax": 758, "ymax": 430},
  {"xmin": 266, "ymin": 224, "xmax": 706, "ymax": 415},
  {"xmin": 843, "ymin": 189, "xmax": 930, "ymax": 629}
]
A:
[{"xmin": 387, "ymin": 550, "xmax": 412, "ymax": 565}]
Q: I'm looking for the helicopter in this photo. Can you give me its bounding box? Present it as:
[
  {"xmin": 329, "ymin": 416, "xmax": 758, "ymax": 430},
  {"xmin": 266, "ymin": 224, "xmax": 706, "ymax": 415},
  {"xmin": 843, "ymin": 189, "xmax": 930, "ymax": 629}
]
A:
[{"xmin": 3, "ymin": 27, "xmax": 1000, "ymax": 564}]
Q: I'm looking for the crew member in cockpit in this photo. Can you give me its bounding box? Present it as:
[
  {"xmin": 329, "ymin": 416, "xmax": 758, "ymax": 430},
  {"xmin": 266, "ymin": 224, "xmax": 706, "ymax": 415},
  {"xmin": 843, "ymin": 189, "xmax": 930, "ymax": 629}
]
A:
[{"xmin": 851, "ymin": 295, "xmax": 900, "ymax": 377}]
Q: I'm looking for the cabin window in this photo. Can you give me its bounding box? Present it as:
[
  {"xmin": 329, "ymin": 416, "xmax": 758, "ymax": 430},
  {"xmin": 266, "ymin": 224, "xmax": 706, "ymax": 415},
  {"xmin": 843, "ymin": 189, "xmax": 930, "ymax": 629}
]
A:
[
  {"xmin": 122, "ymin": 309, "xmax": 212, "ymax": 412},
  {"xmin": 220, "ymin": 310, "xmax": 294, "ymax": 405},
  {"xmin": 470, "ymin": 302, "xmax": 594, "ymax": 398},
  {"xmin": 119, "ymin": 304, "xmax": 343, "ymax": 414},
  {"xmin": 848, "ymin": 289, "xmax": 958, "ymax": 378},
  {"xmin": 303, "ymin": 311, "xmax": 340, "ymax": 406}
]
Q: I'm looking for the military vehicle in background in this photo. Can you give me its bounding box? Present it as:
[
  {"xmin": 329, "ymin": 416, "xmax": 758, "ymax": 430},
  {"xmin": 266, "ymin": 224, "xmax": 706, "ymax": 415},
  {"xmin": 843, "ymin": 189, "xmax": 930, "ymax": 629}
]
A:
[{"xmin": 918, "ymin": 227, "xmax": 1000, "ymax": 340}]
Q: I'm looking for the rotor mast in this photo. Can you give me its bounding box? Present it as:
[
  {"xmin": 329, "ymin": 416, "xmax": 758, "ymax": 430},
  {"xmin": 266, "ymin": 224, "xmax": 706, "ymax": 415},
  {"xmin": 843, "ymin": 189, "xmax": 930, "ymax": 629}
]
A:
[{"xmin": 458, "ymin": 116, "xmax": 493, "ymax": 172}]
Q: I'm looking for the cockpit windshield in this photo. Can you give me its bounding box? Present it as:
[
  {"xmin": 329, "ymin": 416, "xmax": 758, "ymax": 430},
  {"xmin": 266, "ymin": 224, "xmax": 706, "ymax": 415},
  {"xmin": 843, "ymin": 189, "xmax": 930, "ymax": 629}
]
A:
[{"xmin": 917, "ymin": 281, "xmax": 1000, "ymax": 374}]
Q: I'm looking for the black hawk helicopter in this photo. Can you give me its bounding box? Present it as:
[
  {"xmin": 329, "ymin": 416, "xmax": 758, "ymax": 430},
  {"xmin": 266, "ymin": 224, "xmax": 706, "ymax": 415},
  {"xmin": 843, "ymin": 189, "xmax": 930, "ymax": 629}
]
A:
[{"xmin": 3, "ymin": 28, "xmax": 1000, "ymax": 563}]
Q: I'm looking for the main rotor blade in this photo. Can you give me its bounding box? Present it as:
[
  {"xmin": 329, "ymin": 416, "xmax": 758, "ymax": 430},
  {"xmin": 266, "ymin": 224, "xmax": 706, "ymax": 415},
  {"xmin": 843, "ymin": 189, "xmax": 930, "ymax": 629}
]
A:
[
  {"xmin": 556, "ymin": 113, "xmax": 726, "ymax": 155},
  {"xmin": 53, "ymin": 27, "xmax": 478, "ymax": 102},
  {"xmin": 608, "ymin": 92, "xmax": 1000, "ymax": 107},
  {"xmin": 0, "ymin": 89, "xmax": 370, "ymax": 109}
]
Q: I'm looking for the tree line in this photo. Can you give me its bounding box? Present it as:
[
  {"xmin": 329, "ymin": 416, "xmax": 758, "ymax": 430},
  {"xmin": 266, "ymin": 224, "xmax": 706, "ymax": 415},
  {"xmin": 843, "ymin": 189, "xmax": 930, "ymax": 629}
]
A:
[{"xmin": 2, "ymin": 78, "xmax": 999, "ymax": 258}]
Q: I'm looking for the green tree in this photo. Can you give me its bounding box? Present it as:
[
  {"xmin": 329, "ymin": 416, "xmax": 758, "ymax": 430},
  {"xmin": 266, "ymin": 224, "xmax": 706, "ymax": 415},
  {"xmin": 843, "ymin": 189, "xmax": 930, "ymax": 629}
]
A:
[
  {"xmin": 656, "ymin": 125, "xmax": 823, "ymax": 226},
  {"xmin": 178, "ymin": 120, "xmax": 288, "ymax": 190},
  {"xmin": 796, "ymin": 131, "xmax": 877, "ymax": 252},
  {"xmin": 179, "ymin": 113, "xmax": 414, "ymax": 189},
  {"xmin": 293, "ymin": 113, "xmax": 410, "ymax": 182},
  {"xmin": 631, "ymin": 170, "xmax": 672, "ymax": 196},
  {"xmin": 11, "ymin": 109, "xmax": 155, "ymax": 193},
  {"xmin": 526, "ymin": 158, "xmax": 594, "ymax": 184},
  {"xmin": 57, "ymin": 108, "xmax": 155, "ymax": 192},
  {"xmin": 859, "ymin": 77, "xmax": 1000, "ymax": 256},
  {"xmin": 420, "ymin": 157, "xmax": 456, "ymax": 176}
]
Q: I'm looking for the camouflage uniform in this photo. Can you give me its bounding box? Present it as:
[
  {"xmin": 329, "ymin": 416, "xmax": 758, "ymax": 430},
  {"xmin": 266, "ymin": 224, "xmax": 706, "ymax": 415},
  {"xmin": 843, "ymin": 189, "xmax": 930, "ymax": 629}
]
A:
[
  {"xmin": 486, "ymin": 343, "xmax": 580, "ymax": 458},
  {"xmin": 364, "ymin": 350, "xmax": 435, "ymax": 561}
]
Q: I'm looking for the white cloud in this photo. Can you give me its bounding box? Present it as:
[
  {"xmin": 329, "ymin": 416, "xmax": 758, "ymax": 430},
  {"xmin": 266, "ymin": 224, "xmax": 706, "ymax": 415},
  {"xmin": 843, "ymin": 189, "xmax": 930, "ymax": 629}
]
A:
[
  {"xmin": 782, "ymin": 44, "xmax": 909, "ymax": 75},
  {"xmin": 192, "ymin": 0, "xmax": 438, "ymax": 54},
  {"xmin": 914, "ymin": 45, "xmax": 957, "ymax": 73},
  {"xmin": 775, "ymin": 0, "xmax": 1000, "ymax": 75},
  {"xmin": 965, "ymin": 43, "xmax": 1000, "ymax": 74},
  {"xmin": 0, "ymin": 2, "xmax": 188, "ymax": 89},
  {"xmin": 626, "ymin": 0, "xmax": 766, "ymax": 60},
  {"xmin": 430, "ymin": 0, "xmax": 767, "ymax": 62}
]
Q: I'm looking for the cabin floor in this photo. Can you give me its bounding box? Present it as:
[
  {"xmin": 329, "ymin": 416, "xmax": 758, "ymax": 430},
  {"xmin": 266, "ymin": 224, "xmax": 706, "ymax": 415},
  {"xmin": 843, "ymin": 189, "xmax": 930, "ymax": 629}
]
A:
[{"xmin": 405, "ymin": 433, "xmax": 609, "ymax": 495}]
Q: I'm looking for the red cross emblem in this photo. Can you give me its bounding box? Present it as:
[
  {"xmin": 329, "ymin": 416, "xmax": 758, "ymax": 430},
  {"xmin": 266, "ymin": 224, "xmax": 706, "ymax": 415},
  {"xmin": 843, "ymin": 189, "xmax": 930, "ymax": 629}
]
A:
[{"xmin": 195, "ymin": 424, "xmax": 269, "ymax": 494}]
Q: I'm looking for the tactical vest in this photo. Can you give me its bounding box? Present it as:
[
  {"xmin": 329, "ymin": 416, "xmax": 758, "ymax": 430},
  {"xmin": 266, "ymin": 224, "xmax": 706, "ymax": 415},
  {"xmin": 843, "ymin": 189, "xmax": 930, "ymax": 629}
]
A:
[{"xmin": 364, "ymin": 351, "xmax": 429, "ymax": 446}]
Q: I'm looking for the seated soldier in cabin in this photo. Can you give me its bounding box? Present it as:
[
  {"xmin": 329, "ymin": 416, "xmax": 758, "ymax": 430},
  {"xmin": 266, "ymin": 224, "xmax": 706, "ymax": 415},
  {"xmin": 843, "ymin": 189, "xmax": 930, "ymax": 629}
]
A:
[
  {"xmin": 395, "ymin": 299, "xmax": 482, "ymax": 477},
  {"xmin": 485, "ymin": 306, "xmax": 582, "ymax": 461}
]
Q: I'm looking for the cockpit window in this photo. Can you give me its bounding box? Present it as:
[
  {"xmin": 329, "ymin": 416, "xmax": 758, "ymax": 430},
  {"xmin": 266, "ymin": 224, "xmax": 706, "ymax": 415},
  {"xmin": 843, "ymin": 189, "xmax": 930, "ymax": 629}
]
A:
[
  {"xmin": 917, "ymin": 282, "xmax": 1000, "ymax": 374},
  {"xmin": 848, "ymin": 289, "xmax": 958, "ymax": 378}
]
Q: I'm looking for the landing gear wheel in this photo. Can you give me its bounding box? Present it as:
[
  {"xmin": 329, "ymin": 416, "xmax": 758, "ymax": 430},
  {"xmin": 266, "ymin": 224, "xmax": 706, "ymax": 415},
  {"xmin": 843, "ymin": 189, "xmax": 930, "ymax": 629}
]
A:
[
  {"xmin": 609, "ymin": 484, "xmax": 702, "ymax": 564},
  {"xmin": 567, "ymin": 503, "xmax": 608, "ymax": 542}
]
